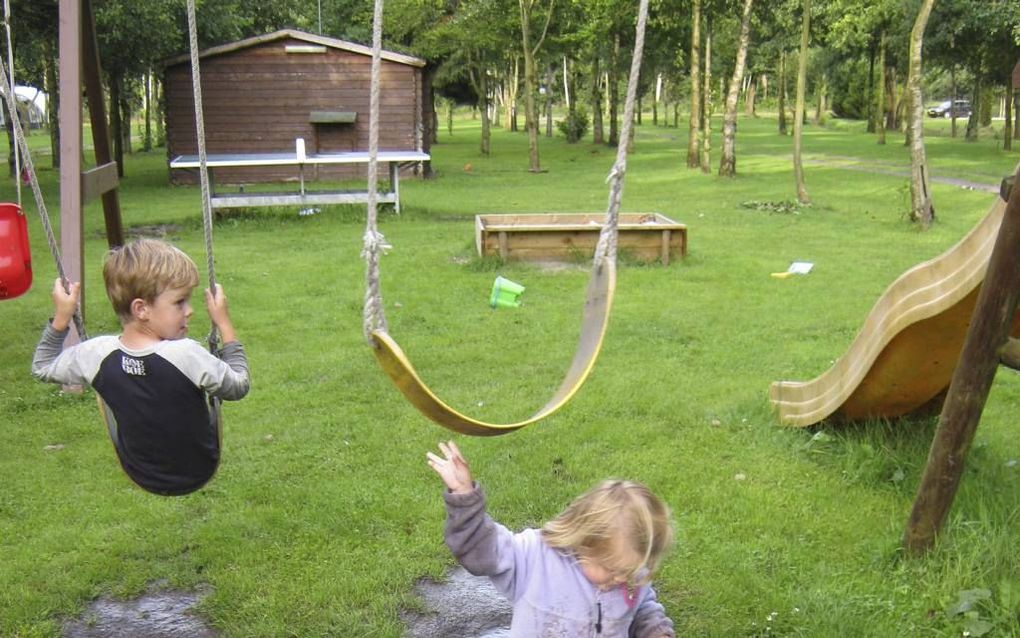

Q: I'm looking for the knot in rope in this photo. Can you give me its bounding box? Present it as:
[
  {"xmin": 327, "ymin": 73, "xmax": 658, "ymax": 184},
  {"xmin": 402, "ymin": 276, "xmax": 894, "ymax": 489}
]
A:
[{"xmin": 360, "ymin": 229, "xmax": 392, "ymax": 260}]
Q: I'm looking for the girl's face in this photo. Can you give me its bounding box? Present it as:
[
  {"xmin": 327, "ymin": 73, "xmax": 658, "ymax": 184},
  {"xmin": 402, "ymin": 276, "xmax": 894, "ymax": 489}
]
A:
[{"xmin": 579, "ymin": 535, "xmax": 644, "ymax": 590}]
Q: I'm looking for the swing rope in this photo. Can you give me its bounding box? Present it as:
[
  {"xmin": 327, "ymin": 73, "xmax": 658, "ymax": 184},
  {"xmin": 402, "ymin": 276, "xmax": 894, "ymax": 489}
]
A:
[
  {"xmin": 2, "ymin": 0, "xmax": 20, "ymax": 206},
  {"xmin": 0, "ymin": 57, "xmax": 87, "ymax": 341},
  {"xmin": 361, "ymin": 0, "xmax": 388, "ymax": 341},
  {"xmin": 361, "ymin": 0, "xmax": 650, "ymax": 435},
  {"xmin": 185, "ymin": 0, "xmax": 219, "ymax": 353}
]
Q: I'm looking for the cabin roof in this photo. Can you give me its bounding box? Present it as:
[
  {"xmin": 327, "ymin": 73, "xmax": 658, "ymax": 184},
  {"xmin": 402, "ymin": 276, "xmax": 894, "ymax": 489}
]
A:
[{"xmin": 164, "ymin": 28, "xmax": 425, "ymax": 68}]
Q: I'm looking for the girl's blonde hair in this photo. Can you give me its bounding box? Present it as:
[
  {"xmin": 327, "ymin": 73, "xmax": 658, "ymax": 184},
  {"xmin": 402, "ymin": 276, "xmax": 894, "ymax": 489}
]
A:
[
  {"xmin": 541, "ymin": 480, "xmax": 673, "ymax": 586},
  {"xmin": 103, "ymin": 239, "xmax": 199, "ymax": 321}
]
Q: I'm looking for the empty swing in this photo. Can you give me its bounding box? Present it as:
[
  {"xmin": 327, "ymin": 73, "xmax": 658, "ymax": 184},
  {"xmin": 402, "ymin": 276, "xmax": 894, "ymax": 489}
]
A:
[
  {"xmin": 0, "ymin": 201, "xmax": 32, "ymax": 300},
  {"xmin": 361, "ymin": 0, "xmax": 650, "ymax": 436},
  {"xmin": 0, "ymin": 1, "xmax": 31, "ymax": 301}
]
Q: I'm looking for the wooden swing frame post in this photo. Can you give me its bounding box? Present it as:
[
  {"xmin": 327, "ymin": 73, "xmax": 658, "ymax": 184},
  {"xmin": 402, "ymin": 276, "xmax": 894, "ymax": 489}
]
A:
[
  {"xmin": 902, "ymin": 171, "xmax": 1020, "ymax": 556},
  {"xmin": 56, "ymin": 0, "xmax": 125, "ymax": 354},
  {"xmin": 58, "ymin": 0, "xmax": 83, "ymax": 350}
]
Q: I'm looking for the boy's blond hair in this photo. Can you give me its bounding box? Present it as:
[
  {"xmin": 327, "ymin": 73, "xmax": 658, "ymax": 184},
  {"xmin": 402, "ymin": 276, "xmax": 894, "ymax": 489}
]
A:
[
  {"xmin": 103, "ymin": 239, "xmax": 199, "ymax": 321},
  {"xmin": 541, "ymin": 480, "xmax": 673, "ymax": 586}
]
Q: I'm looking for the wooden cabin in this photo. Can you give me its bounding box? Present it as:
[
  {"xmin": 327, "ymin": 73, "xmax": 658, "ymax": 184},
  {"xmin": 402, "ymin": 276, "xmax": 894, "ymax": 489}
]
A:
[{"xmin": 164, "ymin": 29, "xmax": 428, "ymax": 185}]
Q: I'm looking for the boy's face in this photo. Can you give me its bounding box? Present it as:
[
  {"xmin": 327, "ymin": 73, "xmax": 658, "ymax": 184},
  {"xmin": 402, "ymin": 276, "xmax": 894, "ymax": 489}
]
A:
[{"xmin": 141, "ymin": 285, "xmax": 194, "ymax": 340}]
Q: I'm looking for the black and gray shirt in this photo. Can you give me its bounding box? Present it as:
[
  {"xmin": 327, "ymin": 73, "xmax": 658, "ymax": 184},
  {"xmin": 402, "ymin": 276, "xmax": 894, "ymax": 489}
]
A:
[{"xmin": 32, "ymin": 323, "xmax": 250, "ymax": 495}]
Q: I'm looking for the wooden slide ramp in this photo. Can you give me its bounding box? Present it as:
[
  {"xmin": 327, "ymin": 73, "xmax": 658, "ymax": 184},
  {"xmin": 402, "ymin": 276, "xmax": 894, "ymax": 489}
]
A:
[{"xmin": 770, "ymin": 193, "xmax": 1020, "ymax": 427}]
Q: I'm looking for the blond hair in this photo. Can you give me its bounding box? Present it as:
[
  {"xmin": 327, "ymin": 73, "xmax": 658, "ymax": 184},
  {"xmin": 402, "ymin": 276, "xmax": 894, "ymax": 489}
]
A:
[
  {"xmin": 103, "ymin": 238, "xmax": 199, "ymax": 321},
  {"xmin": 541, "ymin": 480, "xmax": 673, "ymax": 586}
]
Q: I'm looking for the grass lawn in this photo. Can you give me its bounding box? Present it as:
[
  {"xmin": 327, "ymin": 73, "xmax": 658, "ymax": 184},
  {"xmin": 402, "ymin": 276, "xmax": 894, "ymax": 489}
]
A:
[{"xmin": 1, "ymin": 112, "xmax": 1018, "ymax": 637}]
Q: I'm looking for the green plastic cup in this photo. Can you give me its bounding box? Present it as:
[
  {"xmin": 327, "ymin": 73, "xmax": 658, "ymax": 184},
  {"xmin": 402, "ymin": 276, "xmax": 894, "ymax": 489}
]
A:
[{"xmin": 490, "ymin": 276, "xmax": 525, "ymax": 308}]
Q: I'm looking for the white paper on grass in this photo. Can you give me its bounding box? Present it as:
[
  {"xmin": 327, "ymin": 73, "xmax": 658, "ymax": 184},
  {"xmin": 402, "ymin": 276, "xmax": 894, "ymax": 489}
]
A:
[{"xmin": 787, "ymin": 261, "xmax": 814, "ymax": 274}]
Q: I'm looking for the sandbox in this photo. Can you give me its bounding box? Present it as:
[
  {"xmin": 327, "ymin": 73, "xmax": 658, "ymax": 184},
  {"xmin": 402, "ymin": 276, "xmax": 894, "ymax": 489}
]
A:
[{"xmin": 475, "ymin": 213, "xmax": 687, "ymax": 265}]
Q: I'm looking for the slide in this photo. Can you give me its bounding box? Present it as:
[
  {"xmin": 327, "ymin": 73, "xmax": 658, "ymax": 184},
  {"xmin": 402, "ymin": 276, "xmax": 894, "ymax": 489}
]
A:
[{"xmin": 770, "ymin": 192, "xmax": 1020, "ymax": 427}]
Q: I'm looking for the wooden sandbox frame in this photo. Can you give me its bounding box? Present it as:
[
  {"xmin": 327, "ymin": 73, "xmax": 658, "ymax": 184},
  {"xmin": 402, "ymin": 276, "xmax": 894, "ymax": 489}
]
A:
[{"xmin": 475, "ymin": 213, "xmax": 687, "ymax": 265}]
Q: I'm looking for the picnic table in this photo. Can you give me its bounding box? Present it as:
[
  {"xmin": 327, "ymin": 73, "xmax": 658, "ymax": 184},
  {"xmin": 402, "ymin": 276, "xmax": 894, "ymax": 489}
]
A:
[{"xmin": 169, "ymin": 150, "xmax": 430, "ymax": 213}]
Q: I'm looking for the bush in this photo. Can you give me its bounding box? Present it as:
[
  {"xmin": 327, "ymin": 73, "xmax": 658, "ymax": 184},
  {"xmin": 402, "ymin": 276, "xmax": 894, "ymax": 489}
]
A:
[
  {"xmin": 557, "ymin": 107, "xmax": 590, "ymax": 143},
  {"xmin": 828, "ymin": 57, "xmax": 871, "ymax": 120}
]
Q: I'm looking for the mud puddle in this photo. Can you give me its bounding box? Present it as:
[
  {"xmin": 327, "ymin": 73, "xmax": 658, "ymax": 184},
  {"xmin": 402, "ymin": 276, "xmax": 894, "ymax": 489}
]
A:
[{"xmin": 402, "ymin": 567, "xmax": 511, "ymax": 637}]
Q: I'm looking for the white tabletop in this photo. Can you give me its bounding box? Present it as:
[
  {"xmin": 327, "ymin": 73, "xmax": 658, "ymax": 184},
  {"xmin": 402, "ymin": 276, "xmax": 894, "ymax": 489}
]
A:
[{"xmin": 170, "ymin": 150, "xmax": 430, "ymax": 169}]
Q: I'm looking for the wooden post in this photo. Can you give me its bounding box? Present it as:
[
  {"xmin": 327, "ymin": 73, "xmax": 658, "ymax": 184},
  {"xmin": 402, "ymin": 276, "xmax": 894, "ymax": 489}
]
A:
[
  {"xmin": 81, "ymin": 0, "xmax": 124, "ymax": 248},
  {"xmin": 902, "ymin": 170, "xmax": 1020, "ymax": 555},
  {"xmin": 58, "ymin": 0, "xmax": 83, "ymax": 351}
]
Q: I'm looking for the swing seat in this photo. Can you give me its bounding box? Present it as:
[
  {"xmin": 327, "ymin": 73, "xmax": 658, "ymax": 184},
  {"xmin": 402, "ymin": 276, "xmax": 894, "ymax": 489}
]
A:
[{"xmin": 0, "ymin": 202, "xmax": 32, "ymax": 300}]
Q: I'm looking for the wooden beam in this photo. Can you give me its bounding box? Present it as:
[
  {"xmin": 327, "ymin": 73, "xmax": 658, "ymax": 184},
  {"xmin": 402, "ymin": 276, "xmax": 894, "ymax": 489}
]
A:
[
  {"xmin": 902, "ymin": 171, "xmax": 1020, "ymax": 555},
  {"xmin": 58, "ymin": 0, "xmax": 83, "ymax": 350},
  {"xmin": 81, "ymin": 162, "xmax": 119, "ymax": 203},
  {"xmin": 81, "ymin": 0, "xmax": 124, "ymax": 248}
]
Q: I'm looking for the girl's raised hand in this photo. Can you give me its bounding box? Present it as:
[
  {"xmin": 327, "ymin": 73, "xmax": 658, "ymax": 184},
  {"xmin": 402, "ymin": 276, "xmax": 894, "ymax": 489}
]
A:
[{"xmin": 426, "ymin": 440, "xmax": 474, "ymax": 494}]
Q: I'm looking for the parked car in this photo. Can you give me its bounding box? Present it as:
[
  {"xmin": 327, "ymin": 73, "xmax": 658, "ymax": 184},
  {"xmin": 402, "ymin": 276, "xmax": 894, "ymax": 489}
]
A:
[{"xmin": 927, "ymin": 99, "xmax": 971, "ymax": 119}]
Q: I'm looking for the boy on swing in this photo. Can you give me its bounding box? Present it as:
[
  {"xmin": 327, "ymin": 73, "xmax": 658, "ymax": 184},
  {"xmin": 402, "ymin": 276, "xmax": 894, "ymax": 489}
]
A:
[{"xmin": 32, "ymin": 238, "xmax": 250, "ymax": 495}]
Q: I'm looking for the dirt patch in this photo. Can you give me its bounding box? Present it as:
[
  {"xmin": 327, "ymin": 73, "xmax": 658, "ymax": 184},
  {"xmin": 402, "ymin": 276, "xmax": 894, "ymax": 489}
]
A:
[
  {"xmin": 62, "ymin": 583, "xmax": 217, "ymax": 638},
  {"xmin": 402, "ymin": 567, "xmax": 511, "ymax": 638},
  {"xmin": 802, "ymin": 157, "xmax": 999, "ymax": 193},
  {"xmin": 126, "ymin": 224, "xmax": 184, "ymax": 239}
]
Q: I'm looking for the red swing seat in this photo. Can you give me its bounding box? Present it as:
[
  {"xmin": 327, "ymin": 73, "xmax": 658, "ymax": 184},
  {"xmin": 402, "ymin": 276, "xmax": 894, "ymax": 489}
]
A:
[{"xmin": 0, "ymin": 202, "xmax": 32, "ymax": 300}]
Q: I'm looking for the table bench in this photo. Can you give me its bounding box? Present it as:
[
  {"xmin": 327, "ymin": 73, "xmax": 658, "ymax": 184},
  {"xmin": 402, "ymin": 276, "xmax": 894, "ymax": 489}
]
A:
[{"xmin": 169, "ymin": 150, "xmax": 430, "ymax": 214}]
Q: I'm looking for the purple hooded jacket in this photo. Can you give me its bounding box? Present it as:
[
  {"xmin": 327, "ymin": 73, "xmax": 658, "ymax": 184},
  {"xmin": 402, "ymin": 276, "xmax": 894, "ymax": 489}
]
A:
[{"xmin": 444, "ymin": 484, "xmax": 675, "ymax": 638}]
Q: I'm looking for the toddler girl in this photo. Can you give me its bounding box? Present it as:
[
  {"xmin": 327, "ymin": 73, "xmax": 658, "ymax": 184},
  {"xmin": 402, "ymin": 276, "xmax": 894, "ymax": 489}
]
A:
[{"xmin": 427, "ymin": 440, "xmax": 675, "ymax": 637}]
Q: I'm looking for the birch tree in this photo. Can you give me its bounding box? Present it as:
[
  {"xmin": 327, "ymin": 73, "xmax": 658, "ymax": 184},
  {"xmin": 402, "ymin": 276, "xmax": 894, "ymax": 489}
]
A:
[
  {"xmin": 792, "ymin": 0, "xmax": 810, "ymax": 204},
  {"xmin": 906, "ymin": 0, "xmax": 935, "ymax": 227},
  {"xmin": 718, "ymin": 0, "xmax": 754, "ymax": 176},
  {"xmin": 519, "ymin": 0, "xmax": 556, "ymax": 172},
  {"xmin": 686, "ymin": 0, "xmax": 702, "ymax": 168}
]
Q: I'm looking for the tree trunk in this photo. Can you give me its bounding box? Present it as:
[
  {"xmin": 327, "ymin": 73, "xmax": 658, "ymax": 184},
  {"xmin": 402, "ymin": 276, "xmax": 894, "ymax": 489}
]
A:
[
  {"xmin": 778, "ymin": 50, "xmax": 788, "ymax": 135},
  {"xmin": 907, "ymin": 0, "xmax": 935, "ymax": 227},
  {"xmin": 719, "ymin": 0, "xmax": 754, "ymax": 177},
  {"xmin": 950, "ymin": 66, "xmax": 958, "ymax": 138},
  {"xmin": 700, "ymin": 29, "xmax": 712, "ymax": 173},
  {"xmin": 45, "ymin": 45, "xmax": 60, "ymax": 169},
  {"xmin": 520, "ymin": 0, "xmax": 553, "ymax": 172},
  {"xmin": 887, "ymin": 67, "xmax": 900, "ymax": 131},
  {"xmin": 744, "ymin": 74, "xmax": 757, "ymax": 116},
  {"xmin": 609, "ymin": 32, "xmax": 620, "ymax": 147},
  {"xmin": 1014, "ymin": 90, "xmax": 1019, "ymax": 140},
  {"xmin": 687, "ymin": 0, "xmax": 702, "ymax": 168},
  {"xmin": 876, "ymin": 31, "xmax": 887, "ymax": 145},
  {"xmin": 866, "ymin": 40, "xmax": 876, "ymax": 133},
  {"xmin": 792, "ymin": 0, "xmax": 810, "ymax": 205},
  {"xmin": 562, "ymin": 56, "xmax": 571, "ymax": 110},
  {"xmin": 153, "ymin": 75, "xmax": 165, "ymax": 147},
  {"xmin": 479, "ymin": 68, "xmax": 491, "ymax": 155},
  {"xmin": 1005, "ymin": 82, "xmax": 1013, "ymax": 152},
  {"xmin": 965, "ymin": 77, "xmax": 981, "ymax": 141},
  {"xmin": 109, "ymin": 74, "xmax": 124, "ymax": 178},
  {"xmin": 544, "ymin": 66, "xmax": 554, "ymax": 137},
  {"xmin": 591, "ymin": 54, "xmax": 604, "ymax": 144},
  {"xmin": 143, "ymin": 72, "xmax": 152, "ymax": 151},
  {"xmin": 120, "ymin": 87, "xmax": 132, "ymax": 155},
  {"xmin": 421, "ymin": 68, "xmax": 436, "ymax": 177},
  {"xmin": 813, "ymin": 73, "xmax": 827, "ymax": 124},
  {"xmin": 653, "ymin": 72, "xmax": 662, "ymax": 125}
]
